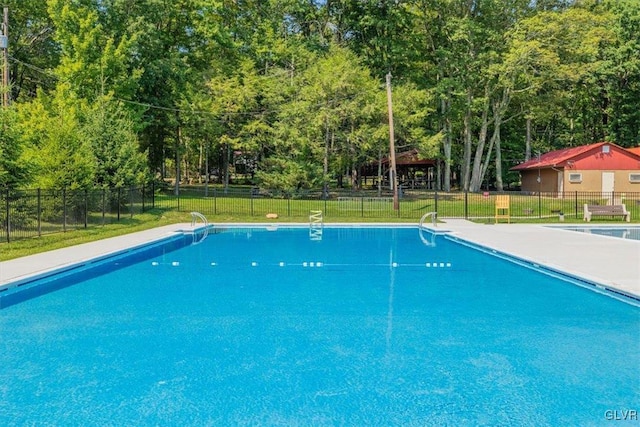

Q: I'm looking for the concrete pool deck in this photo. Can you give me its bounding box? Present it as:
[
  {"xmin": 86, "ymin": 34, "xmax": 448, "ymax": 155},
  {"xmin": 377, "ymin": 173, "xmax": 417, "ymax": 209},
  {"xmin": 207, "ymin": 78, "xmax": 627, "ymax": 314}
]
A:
[
  {"xmin": 434, "ymin": 219, "xmax": 639, "ymax": 298},
  {"xmin": 1, "ymin": 221, "xmax": 639, "ymax": 300},
  {"xmin": 0, "ymin": 224, "xmax": 194, "ymax": 288}
]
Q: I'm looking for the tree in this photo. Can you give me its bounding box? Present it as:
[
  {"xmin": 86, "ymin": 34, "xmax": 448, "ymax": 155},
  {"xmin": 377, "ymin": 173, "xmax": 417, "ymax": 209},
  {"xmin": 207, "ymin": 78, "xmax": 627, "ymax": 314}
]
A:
[
  {"xmin": 600, "ymin": 0, "xmax": 640, "ymax": 146},
  {"xmin": 3, "ymin": 0, "xmax": 59, "ymax": 102},
  {"xmin": 18, "ymin": 85, "xmax": 95, "ymax": 189},
  {"xmin": 3, "ymin": 0, "xmax": 639, "ymax": 194},
  {"xmin": 334, "ymin": 0, "xmax": 418, "ymax": 79},
  {"xmin": 0, "ymin": 106, "xmax": 28, "ymax": 187},
  {"xmin": 82, "ymin": 97, "xmax": 150, "ymax": 188},
  {"xmin": 258, "ymin": 45, "xmax": 382, "ymax": 192},
  {"xmin": 46, "ymin": 0, "xmax": 141, "ymax": 101},
  {"xmin": 504, "ymin": 3, "xmax": 615, "ymax": 155}
]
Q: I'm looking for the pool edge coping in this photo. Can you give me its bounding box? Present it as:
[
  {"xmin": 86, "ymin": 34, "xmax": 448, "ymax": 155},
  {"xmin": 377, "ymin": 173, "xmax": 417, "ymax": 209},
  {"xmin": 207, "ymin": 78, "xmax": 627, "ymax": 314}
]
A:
[{"xmin": 2, "ymin": 222, "xmax": 638, "ymax": 307}]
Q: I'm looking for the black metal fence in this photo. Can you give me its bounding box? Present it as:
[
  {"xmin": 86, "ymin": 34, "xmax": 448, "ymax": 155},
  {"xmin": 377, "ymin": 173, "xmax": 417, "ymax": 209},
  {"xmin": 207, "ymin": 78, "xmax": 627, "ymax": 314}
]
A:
[
  {"xmin": 0, "ymin": 186, "xmax": 154, "ymax": 242},
  {"xmin": 2, "ymin": 185, "xmax": 638, "ymax": 243},
  {"xmin": 156, "ymin": 187, "xmax": 640, "ymax": 222}
]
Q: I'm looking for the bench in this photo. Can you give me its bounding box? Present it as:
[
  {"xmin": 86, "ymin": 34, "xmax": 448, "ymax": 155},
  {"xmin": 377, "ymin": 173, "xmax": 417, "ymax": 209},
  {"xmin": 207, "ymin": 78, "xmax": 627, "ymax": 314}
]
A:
[{"xmin": 583, "ymin": 204, "xmax": 631, "ymax": 222}]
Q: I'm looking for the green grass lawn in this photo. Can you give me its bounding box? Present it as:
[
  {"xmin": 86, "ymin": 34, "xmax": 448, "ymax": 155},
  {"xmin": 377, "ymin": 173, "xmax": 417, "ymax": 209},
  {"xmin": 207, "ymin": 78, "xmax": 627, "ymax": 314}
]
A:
[
  {"xmin": 0, "ymin": 208, "xmax": 414, "ymax": 261},
  {"xmin": 153, "ymin": 191, "xmax": 636, "ymax": 222},
  {"xmin": 1, "ymin": 191, "xmax": 637, "ymax": 261},
  {"xmin": 0, "ymin": 210, "xmax": 182, "ymax": 261}
]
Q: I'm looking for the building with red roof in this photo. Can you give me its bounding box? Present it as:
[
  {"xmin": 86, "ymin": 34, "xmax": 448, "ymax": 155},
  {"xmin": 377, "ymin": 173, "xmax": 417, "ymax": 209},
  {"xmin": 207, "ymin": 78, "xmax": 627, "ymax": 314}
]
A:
[{"xmin": 510, "ymin": 142, "xmax": 640, "ymax": 194}]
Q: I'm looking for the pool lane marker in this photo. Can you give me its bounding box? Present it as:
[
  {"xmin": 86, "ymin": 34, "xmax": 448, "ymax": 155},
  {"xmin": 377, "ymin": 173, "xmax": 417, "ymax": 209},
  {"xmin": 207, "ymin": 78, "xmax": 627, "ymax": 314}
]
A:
[
  {"xmin": 150, "ymin": 261, "xmax": 181, "ymax": 266},
  {"xmin": 302, "ymin": 262, "xmax": 323, "ymax": 267},
  {"xmin": 425, "ymin": 262, "xmax": 452, "ymax": 268},
  {"xmin": 203, "ymin": 261, "xmax": 451, "ymax": 268},
  {"xmin": 152, "ymin": 261, "xmax": 452, "ymax": 268}
]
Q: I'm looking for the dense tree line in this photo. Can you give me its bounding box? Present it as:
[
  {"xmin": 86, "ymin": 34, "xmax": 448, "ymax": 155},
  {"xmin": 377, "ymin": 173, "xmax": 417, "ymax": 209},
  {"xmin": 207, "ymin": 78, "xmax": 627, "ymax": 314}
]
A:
[{"xmin": 0, "ymin": 0, "xmax": 638, "ymax": 193}]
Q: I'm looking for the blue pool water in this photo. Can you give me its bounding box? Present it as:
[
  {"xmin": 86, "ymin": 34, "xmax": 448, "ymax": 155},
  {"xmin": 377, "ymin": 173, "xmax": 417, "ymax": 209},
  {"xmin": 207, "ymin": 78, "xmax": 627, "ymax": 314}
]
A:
[
  {"xmin": 0, "ymin": 226, "xmax": 638, "ymax": 426},
  {"xmin": 553, "ymin": 225, "xmax": 640, "ymax": 241}
]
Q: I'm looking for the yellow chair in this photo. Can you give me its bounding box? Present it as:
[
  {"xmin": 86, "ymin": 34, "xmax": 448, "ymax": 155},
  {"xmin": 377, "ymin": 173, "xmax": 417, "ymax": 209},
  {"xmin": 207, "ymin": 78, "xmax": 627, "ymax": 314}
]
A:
[{"xmin": 495, "ymin": 195, "xmax": 510, "ymax": 223}]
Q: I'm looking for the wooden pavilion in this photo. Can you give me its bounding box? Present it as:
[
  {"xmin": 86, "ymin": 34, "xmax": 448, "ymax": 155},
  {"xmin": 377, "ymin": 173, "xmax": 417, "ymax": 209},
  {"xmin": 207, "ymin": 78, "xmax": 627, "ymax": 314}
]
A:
[{"xmin": 359, "ymin": 149, "xmax": 437, "ymax": 189}]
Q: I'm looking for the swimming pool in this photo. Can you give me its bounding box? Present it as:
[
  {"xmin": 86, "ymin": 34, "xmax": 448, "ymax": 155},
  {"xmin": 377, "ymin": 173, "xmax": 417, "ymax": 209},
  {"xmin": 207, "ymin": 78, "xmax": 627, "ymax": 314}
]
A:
[
  {"xmin": 1, "ymin": 226, "xmax": 638, "ymax": 425},
  {"xmin": 553, "ymin": 225, "xmax": 640, "ymax": 241}
]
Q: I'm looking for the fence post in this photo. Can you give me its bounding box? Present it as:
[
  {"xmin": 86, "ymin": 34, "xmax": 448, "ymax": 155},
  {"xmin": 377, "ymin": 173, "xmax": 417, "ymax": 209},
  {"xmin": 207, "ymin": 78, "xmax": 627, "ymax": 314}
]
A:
[
  {"xmin": 152, "ymin": 181, "xmax": 155, "ymax": 209},
  {"xmin": 538, "ymin": 191, "xmax": 542, "ymax": 219},
  {"xmin": 142, "ymin": 184, "xmax": 145, "ymax": 213},
  {"xmin": 213, "ymin": 187, "xmax": 217, "ymax": 214},
  {"xmin": 37, "ymin": 188, "xmax": 42, "ymax": 237},
  {"xmin": 84, "ymin": 189, "xmax": 88, "ymax": 229},
  {"xmin": 102, "ymin": 189, "xmax": 106, "ymax": 225},
  {"xmin": 63, "ymin": 188, "xmax": 67, "ymax": 232},
  {"xmin": 250, "ymin": 189, "xmax": 254, "ymax": 216},
  {"xmin": 287, "ymin": 195, "xmax": 291, "ymax": 217},
  {"xmin": 574, "ymin": 191, "xmax": 578, "ymax": 218},
  {"xmin": 464, "ymin": 191, "xmax": 468, "ymax": 219},
  {"xmin": 361, "ymin": 194, "xmax": 364, "ymax": 217},
  {"xmin": 129, "ymin": 186, "xmax": 134, "ymax": 218},
  {"xmin": 5, "ymin": 188, "xmax": 9, "ymax": 243},
  {"xmin": 117, "ymin": 187, "xmax": 121, "ymax": 221},
  {"xmin": 434, "ymin": 190, "xmax": 439, "ymax": 214}
]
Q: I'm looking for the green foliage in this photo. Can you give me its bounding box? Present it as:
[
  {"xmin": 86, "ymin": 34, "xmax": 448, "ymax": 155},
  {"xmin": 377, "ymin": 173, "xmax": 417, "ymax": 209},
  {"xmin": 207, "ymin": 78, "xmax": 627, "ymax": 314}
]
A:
[
  {"xmin": 5, "ymin": 0, "xmax": 58, "ymax": 101},
  {"xmin": 18, "ymin": 85, "xmax": 95, "ymax": 189},
  {"xmin": 1, "ymin": 0, "xmax": 638, "ymax": 193},
  {"xmin": 258, "ymin": 45, "xmax": 385, "ymax": 190},
  {"xmin": 255, "ymin": 156, "xmax": 320, "ymax": 191},
  {"xmin": 0, "ymin": 107, "xmax": 29, "ymax": 187},
  {"xmin": 601, "ymin": 0, "xmax": 640, "ymax": 146},
  {"xmin": 13, "ymin": 86, "xmax": 148, "ymax": 190},
  {"xmin": 47, "ymin": 0, "xmax": 142, "ymax": 100},
  {"xmin": 83, "ymin": 97, "xmax": 150, "ymax": 188},
  {"xmin": 391, "ymin": 83, "xmax": 437, "ymax": 157}
]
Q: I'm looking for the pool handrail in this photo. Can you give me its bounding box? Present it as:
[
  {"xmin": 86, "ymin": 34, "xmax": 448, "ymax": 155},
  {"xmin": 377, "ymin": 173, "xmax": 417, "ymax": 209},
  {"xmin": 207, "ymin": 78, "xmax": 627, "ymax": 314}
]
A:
[
  {"xmin": 419, "ymin": 212, "xmax": 437, "ymax": 228},
  {"xmin": 190, "ymin": 211, "xmax": 209, "ymax": 244}
]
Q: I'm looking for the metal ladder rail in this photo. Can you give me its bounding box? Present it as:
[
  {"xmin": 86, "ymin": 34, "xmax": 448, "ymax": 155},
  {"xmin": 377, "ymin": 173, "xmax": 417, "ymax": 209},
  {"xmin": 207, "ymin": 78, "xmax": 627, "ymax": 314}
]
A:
[
  {"xmin": 418, "ymin": 212, "xmax": 437, "ymax": 247},
  {"xmin": 309, "ymin": 210, "xmax": 323, "ymax": 241},
  {"xmin": 419, "ymin": 211, "xmax": 437, "ymax": 228},
  {"xmin": 190, "ymin": 211, "xmax": 209, "ymax": 244}
]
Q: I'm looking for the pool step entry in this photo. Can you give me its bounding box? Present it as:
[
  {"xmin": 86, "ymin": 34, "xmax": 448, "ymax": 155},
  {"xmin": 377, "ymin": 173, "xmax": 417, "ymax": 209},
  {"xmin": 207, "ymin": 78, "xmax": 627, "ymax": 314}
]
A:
[
  {"xmin": 309, "ymin": 210, "xmax": 323, "ymax": 241},
  {"xmin": 190, "ymin": 211, "xmax": 209, "ymax": 244}
]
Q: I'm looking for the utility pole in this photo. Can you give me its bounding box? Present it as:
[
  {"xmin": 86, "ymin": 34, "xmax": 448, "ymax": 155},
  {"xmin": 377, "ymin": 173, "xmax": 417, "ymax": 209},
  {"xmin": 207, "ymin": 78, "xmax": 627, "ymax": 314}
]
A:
[
  {"xmin": 386, "ymin": 72, "xmax": 399, "ymax": 210},
  {"xmin": 1, "ymin": 7, "xmax": 8, "ymax": 107}
]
